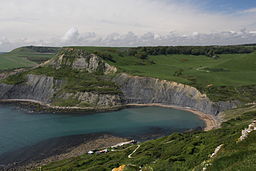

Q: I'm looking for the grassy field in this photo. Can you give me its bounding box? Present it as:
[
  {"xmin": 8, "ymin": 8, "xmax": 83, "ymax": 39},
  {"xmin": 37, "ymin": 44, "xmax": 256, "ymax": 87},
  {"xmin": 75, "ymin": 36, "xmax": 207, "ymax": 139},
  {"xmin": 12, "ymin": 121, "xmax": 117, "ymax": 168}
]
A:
[
  {"xmin": 39, "ymin": 106, "xmax": 256, "ymax": 171},
  {"xmin": 0, "ymin": 46, "xmax": 59, "ymax": 71},
  {"xmin": 71, "ymin": 46, "xmax": 256, "ymax": 102},
  {"xmin": 75, "ymin": 46, "xmax": 256, "ymax": 87},
  {"xmin": 2, "ymin": 45, "xmax": 256, "ymax": 102}
]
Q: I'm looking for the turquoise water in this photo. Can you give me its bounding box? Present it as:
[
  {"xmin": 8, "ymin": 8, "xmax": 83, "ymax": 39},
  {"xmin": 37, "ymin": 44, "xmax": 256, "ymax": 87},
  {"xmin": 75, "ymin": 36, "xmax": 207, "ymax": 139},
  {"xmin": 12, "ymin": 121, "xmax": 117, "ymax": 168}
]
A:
[{"xmin": 0, "ymin": 105, "xmax": 204, "ymax": 154}]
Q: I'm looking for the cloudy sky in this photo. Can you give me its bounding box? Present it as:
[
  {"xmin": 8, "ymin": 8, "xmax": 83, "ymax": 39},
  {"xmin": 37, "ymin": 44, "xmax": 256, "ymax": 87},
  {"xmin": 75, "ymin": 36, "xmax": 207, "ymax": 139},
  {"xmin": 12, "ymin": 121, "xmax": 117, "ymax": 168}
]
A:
[{"xmin": 1, "ymin": 0, "xmax": 256, "ymax": 51}]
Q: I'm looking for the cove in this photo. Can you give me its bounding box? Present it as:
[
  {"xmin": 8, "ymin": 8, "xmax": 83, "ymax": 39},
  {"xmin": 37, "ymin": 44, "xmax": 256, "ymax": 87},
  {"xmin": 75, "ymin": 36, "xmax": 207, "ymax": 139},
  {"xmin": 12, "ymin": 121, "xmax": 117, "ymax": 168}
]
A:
[{"xmin": 0, "ymin": 104, "xmax": 204, "ymax": 155}]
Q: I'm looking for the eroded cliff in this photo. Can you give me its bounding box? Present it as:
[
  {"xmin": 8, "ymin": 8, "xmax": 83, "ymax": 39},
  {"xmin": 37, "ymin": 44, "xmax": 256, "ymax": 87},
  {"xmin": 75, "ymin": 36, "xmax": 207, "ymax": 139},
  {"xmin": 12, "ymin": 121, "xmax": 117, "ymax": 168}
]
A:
[
  {"xmin": 0, "ymin": 48, "xmax": 239, "ymax": 114},
  {"xmin": 113, "ymin": 73, "xmax": 238, "ymax": 115}
]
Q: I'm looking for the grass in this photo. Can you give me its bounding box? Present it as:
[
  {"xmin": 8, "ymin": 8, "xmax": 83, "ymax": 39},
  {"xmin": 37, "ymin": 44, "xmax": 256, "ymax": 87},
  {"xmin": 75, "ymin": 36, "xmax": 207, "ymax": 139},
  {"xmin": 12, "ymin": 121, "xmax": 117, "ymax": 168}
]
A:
[
  {"xmin": 70, "ymin": 47, "xmax": 256, "ymax": 102},
  {"xmin": 39, "ymin": 106, "xmax": 256, "ymax": 171},
  {"xmin": 0, "ymin": 46, "xmax": 59, "ymax": 71},
  {"xmin": 2, "ymin": 45, "xmax": 256, "ymax": 103}
]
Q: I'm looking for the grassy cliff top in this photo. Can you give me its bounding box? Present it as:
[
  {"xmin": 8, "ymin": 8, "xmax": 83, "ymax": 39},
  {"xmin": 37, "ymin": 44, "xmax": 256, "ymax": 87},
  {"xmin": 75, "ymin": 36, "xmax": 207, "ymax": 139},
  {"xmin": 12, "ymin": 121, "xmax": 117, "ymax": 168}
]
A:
[
  {"xmin": 65, "ymin": 46, "xmax": 256, "ymax": 102},
  {"xmin": 0, "ymin": 46, "xmax": 60, "ymax": 71},
  {"xmin": 2, "ymin": 45, "xmax": 256, "ymax": 102}
]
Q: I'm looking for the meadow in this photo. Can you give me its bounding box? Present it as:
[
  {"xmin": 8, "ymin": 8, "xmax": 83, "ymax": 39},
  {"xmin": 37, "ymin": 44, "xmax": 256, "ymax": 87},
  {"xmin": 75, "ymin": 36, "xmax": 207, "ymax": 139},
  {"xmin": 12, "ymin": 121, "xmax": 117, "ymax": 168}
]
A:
[
  {"xmin": 75, "ymin": 46, "xmax": 256, "ymax": 102},
  {"xmin": 0, "ymin": 46, "xmax": 59, "ymax": 71}
]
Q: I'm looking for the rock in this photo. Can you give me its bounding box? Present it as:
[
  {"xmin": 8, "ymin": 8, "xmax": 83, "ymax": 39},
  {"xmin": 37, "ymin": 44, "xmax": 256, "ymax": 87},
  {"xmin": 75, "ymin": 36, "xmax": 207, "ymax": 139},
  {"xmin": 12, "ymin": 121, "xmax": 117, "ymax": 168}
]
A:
[
  {"xmin": 238, "ymin": 120, "xmax": 256, "ymax": 142},
  {"xmin": 58, "ymin": 92, "xmax": 122, "ymax": 106},
  {"xmin": 113, "ymin": 73, "xmax": 238, "ymax": 115},
  {"xmin": 112, "ymin": 165, "xmax": 126, "ymax": 171},
  {"xmin": 0, "ymin": 74, "xmax": 62, "ymax": 103},
  {"xmin": 49, "ymin": 48, "xmax": 117, "ymax": 74}
]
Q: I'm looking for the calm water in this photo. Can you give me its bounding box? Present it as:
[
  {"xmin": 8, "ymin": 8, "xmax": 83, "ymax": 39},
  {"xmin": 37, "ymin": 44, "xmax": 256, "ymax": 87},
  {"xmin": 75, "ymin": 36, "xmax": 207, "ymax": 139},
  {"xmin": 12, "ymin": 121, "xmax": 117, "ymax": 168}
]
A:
[{"xmin": 0, "ymin": 105, "xmax": 204, "ymax": 154}]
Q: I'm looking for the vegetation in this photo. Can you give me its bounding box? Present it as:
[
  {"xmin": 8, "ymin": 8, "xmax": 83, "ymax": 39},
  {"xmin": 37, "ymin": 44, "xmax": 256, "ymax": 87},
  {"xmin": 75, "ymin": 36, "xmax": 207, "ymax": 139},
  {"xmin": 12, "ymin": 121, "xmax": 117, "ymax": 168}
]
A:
[
  {"xmin": 1, "ymin": 45, "xmax": 256, "ymax": 103},
  {"xmin": 0, "ymin": 65, "xmax": 121, "ymax": 107},
  {"xmin": 1, "ymin": 46, "xmax": 256, "ymax": 170},
  {"xmin": 30, "ymin": 66, "xmax": 121, "ymax": 95},
  {"xmin": 39, "ymin": 106, "xmax": 256, "ymax": 171},
  {"xmin": 0, "ymin": 46, "xmax": 59, "ymax": 71},
  {"xmin": 0, "ymin": 71, "xmax": 28, "ymax": 84},
  {"xmin": 70, "ymin": 46, "xmax": 256, "ymax": 102}
]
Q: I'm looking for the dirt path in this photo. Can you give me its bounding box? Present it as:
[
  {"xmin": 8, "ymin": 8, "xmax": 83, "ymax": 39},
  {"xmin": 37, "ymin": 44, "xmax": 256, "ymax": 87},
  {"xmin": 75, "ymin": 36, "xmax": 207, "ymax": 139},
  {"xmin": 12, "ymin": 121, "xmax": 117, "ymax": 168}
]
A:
[{"xmin": 128, "ymin": 145, "xmax": 141, "ymax": 159}]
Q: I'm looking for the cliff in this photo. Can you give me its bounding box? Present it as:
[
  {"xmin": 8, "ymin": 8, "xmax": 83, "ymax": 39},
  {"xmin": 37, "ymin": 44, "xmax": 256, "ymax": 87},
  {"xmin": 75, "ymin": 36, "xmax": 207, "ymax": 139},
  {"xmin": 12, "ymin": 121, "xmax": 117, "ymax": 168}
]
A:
[
  {"xmin": 0, "ymin": 74, "xmax": 122, "ymax": 107},
  {"xmin": 0, "ymin": 48, "xmax": 121, "ymax": 108},
  {"xmin": 0, "ymin": 48, "xmax": 238, "ymax": 114},
  {"xmin": 0, "ymin": 74, "xmax": 60, "ymax": 103},
  {"xmin": 113, "ymin": 73, "xmax": 238, "ymax": 115}
]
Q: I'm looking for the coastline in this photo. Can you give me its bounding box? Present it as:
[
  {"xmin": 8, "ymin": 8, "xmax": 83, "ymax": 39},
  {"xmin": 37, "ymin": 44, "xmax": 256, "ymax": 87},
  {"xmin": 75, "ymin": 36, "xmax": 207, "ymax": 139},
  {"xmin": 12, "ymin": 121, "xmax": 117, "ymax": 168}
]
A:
[
  {"xmin": 0, "ymin": 99, "xmax": 124, "ymax": 113},
  {"xmin": 126, "ymin": 103, "xmax": 219, "ymax": 131},
  {"xmin": 0, "ymin": 100, "xmax": 218, "ymax": 170},
  {"xmin": 0, "ymin": 99, "xmax": 218, "ymax": 131},
  {"xmin": 0, "ymin": 133, "xmax": 129, "ymax": 171}
]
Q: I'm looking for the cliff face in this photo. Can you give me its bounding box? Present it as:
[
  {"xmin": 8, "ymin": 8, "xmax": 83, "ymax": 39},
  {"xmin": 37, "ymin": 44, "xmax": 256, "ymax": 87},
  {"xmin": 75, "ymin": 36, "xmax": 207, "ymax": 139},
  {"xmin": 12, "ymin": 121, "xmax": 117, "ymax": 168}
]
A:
[
  {"xmin": 0, "ymin": 74, "xmax": 61, "ymax": 103},
  {"xmin": 0, "ymin": 48, "xmax": 238, "ymax": 114},
  {"xmin": 0, "ymin": 48, "xmax": 121, "ymax": 108},
  {"xmin": 113, "ymin": 73, "xmax": 238, "ymax": 115},
  {"xmin": 0, "ymin": 73, "xmax": 238, "ymax": 114},
  {"xmin": 0, "ymin": 74, "xmax": 122, "ymax": 107}
]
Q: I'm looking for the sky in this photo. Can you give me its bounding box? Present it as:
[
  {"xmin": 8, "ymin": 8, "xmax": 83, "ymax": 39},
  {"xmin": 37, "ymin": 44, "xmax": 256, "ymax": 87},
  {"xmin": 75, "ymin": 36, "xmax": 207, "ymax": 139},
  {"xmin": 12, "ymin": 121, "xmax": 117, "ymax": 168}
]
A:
[{"xmin": 1, "ymin": 0, "xmax": 256, "ymax": 51}]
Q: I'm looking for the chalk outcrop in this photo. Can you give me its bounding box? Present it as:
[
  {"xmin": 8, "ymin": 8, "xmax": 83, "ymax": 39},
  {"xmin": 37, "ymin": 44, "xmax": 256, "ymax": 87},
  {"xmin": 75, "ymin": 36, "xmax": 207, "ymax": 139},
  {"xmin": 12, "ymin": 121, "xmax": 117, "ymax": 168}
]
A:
[
  {"xmin": 238, "ymin": 120, "xmax": 256, "ymax": 142},
  {"xmin": 49, "ymin": 48, "xmax": 117, "ymax": 74}
]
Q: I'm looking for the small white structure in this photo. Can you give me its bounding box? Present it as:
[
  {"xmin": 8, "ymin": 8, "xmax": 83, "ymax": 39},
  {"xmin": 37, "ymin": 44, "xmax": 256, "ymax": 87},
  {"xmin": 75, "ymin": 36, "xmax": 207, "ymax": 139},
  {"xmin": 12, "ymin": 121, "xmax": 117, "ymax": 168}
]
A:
[{"xmin": 87, "ymin": 150, "xmax": 94, "ymax": 154}]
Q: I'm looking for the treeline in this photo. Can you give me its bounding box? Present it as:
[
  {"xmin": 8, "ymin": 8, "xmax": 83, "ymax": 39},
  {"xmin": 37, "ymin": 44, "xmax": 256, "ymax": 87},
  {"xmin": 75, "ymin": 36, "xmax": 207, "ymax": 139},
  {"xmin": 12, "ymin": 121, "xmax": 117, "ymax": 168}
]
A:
[
  {"xmin": 127, "ymin": 45, "xmax": 255, "ymax": 59},
  {"xmin": 26, "ymin": 46, "xmax": 60, "ymax": 53}
]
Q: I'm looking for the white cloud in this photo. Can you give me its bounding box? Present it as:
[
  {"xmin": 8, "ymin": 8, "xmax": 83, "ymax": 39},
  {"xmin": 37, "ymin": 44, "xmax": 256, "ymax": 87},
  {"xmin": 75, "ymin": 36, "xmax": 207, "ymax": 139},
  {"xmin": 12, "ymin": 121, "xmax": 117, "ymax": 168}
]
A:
[
  {"xmin": 62, "ymin": 27, "xmax": 80, "ymax": 43},
  {"xmin": 241, "ymin": 8, "xmax": 256, "ymax": 14},
  {"xmin": 0, "ymin": 0, "xmax": 256, "ymax": 51},
  {"xmin": 3, "ymin": 29, "xmax": 256, "ymax": 52}
]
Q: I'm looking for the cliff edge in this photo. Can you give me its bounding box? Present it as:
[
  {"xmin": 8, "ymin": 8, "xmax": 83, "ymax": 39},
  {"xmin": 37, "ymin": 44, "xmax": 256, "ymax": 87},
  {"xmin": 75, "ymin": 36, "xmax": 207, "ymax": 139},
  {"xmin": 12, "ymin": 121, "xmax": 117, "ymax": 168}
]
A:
[{"xmin": 0, "ymin": 48, "xmax": 239, "ymax": 115}]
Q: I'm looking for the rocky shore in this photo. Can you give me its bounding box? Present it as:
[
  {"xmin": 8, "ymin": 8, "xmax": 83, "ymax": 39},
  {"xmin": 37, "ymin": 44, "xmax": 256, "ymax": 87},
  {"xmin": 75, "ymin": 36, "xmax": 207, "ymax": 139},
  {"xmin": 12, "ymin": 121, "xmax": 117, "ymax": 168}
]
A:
[
  {"xmin": 0, "ymin": 99, "xmax": 124, "ymax": 114},
  {"xmin": 0, "ymin": 133, "xmax": 129, "ymax": 171}
]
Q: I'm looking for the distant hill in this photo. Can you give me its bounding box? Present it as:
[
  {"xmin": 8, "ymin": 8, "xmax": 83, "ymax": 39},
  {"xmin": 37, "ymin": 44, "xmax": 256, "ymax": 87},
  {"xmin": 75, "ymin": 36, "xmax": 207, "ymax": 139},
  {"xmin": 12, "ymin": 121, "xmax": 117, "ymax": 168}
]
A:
[{"xmin": 0, "ymin": 46, "xmax": 60, "ymax": 71}]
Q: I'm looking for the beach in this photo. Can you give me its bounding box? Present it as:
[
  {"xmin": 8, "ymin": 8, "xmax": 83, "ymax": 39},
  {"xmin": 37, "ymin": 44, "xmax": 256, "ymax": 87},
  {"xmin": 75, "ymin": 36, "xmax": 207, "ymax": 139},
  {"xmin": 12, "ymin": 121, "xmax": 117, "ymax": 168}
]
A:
[{"xmin": 126, "ymin": 103, "xmax": 218, "ymax": 131}]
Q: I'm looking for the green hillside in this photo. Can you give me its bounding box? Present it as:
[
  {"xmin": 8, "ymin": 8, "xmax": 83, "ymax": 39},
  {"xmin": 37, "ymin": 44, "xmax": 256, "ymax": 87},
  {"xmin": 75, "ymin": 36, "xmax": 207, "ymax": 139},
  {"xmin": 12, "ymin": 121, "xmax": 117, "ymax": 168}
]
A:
[
  {"xmin": 69, "ymin": 46, "xmax": 256, "ymax": 102},
  {"xmin": 0, "ymin": 46, "xmax": 59, "ymax": 71},
  {"xmin": 39, "ymin": 106, "xmax": 256, "ymax": 171},
  {"xmin": 2, "ymin": 45, "xmax": 256, "ymax": 103}
]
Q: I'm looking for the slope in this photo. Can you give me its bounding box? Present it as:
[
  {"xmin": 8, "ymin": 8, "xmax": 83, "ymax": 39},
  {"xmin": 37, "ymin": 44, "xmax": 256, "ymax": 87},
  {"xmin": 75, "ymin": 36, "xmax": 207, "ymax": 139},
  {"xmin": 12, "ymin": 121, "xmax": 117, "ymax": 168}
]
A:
[{"xmin": 0, "ymin": 46, "xmax": 59, "ymax": 71}]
